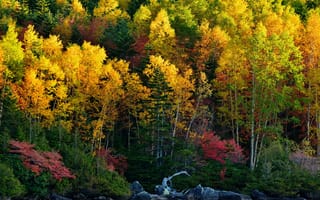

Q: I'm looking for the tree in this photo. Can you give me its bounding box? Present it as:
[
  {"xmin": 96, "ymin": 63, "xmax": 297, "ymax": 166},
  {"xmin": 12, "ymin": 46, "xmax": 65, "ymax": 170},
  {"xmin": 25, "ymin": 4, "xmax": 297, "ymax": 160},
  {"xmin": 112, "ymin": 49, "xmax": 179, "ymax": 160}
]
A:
[
  {"xmin": 143, "ymin": 56, "xmax": 173, "ymax": 164},
  {"xmin": 23, "ymin": 25, "xmax": 43, "ymax": 64},
  {"xmin": 143, "ymin": 55, "xmax": 195, "ymax": 162},
  {"xmin": 215, "ymin": 19, "xmax": 304, "ymax": 170},
  {"xmin": 193, "ymin": 20, "xmax": 230, "ymax": 73},
  {"xmin": 0, "ymin": 163, "xmax": 25, "ymax": 199},
  {"xmin": 132, "ymin": 5, "xmax": 152, "ymax": 38},
  {"xmin": 148, "ymin": 9, "xmax": 176, "ymax": 60},
  {"xmin": 0, "ymin": 21, "xmax": 24, "ymax": 81},
  {"xmin": 112, "ymin": 59, "xmax": 150, "ymax": 151},
  {"xmin": 298, "ymin": 10, "xmax": 320, "ymax": 155},
  {"xmin": 247, "ymin": 23, "xmax": 303, "ymax": 170},
  {"xmin": 93, "ymin": 0, "xmax": 129, "ymax": 24},
  {"xmin": 200, "ymin": 131, "xmax": 246, "ymax": 164}
]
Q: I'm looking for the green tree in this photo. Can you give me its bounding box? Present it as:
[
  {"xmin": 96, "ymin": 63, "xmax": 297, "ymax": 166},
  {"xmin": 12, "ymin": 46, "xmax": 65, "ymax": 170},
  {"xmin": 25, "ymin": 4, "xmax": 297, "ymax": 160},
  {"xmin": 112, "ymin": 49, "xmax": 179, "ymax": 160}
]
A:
[
  {"xmin": 144, "ymin": 60, "xmax": 173, "ymax": 166},
  {"xmin": 247, "ymin": 23, "xmax": 303, "ymax": 170},
  {"xmin": 0, "ymin": 163, "xmax": 25, "ymax": 198},
  {"xmin": 0, "ymin": 21, "xmax": 24, "ymax": 81}
]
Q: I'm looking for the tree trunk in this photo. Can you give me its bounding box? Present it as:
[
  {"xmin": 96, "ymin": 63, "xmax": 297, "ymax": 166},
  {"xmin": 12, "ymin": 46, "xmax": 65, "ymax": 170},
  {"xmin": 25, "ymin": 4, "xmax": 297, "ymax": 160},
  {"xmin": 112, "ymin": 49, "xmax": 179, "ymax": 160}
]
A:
[
  {"xmin": 171, "ymin": 102, "xmax": 180, "ymax": 158},
  {"xmin": 307, "ymin": 83, "xmax": 311, "ymax": 140},
  {"xmin": 250, "ymin": 71, "xmax": 256, "ymax": 171},
  {"xmin": 186, "ymin": 97, "xmax": 200, "ymax": 140},
  {"xmin": 128, "ymin": 111, "xmax": 131, "ymax": 152}
]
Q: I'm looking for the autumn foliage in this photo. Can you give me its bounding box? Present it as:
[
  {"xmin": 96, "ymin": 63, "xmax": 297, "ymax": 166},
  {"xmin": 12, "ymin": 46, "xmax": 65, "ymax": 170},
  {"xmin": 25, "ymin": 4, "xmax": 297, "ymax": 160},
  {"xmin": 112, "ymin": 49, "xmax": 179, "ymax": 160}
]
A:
[
  {"xmin": 9, "ymin": 140, "xmax": 75, "ymax": 180},
  {"xmin": 96, "ymin": 148, "xmax": 128, "ymax": 175},
  {"xmin": 200, "ymin": 131, "xmax": 246, "ymax": 164}
]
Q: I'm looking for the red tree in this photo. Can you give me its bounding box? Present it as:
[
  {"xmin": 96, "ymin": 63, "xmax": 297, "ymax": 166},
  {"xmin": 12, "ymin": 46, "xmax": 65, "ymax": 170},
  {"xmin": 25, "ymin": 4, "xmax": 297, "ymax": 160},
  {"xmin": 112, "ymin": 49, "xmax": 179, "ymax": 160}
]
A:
[
  {"xmin": 200, "ymin": 131, "xmax": 246, "ymax": 164},
  {"xmin": 9, "ymin": 140, "xmax": 75, "ymax": 180}
]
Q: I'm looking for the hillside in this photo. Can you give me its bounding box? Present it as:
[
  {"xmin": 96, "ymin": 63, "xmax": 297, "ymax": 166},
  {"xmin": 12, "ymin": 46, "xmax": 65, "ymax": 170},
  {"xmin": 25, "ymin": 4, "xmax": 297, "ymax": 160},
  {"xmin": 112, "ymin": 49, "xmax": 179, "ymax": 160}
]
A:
[{"xmin": 1, "ymin": 0, "xmax": 320, "ymax": 199}]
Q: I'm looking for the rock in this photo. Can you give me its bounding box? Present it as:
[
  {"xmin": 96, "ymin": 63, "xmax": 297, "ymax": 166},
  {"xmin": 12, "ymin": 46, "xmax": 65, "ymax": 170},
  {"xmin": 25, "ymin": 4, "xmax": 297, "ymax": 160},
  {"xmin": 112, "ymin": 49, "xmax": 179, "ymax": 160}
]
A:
[
  {"xmin": 49, "ymin": 193, "xmax": 72, "ymax": 200},
  {"xmin": 300, "ymin": 190, "xmax": 320, "ymax": 200},
  {"xmin": 251, "ymin": 190, "xmax": 267, "ymax": 200},
  {"xmin": 202, "ymin": 187, "xmax": 219, "ymax": 200},
  {"xmin": 131, "ymin": 191, "xmax": 152, "ymax": 200},
  {"xmin": 185, "ymin": 185, "xmax": 220, "ymax": 200},
  {"xmin": 185, "ymin": 184, "xmax": 203, "ymax": 200},
  {"xmin": 154, "ymin": 185, "xmax": 167, "ymax": 196},
  {"xmin": 131, "ymin": 181, "xmax": 145, "ymax": 195},
  {"xmin": 93, "ymin": 196, "xmax": 108, "ymax": 200},
  {"xmin": 150, "ymin": 194, "xmax": 169, "ymax": 200},
  {"xmin": 218, "ymin": 191, "xmax": 252, "ymax": 200}
]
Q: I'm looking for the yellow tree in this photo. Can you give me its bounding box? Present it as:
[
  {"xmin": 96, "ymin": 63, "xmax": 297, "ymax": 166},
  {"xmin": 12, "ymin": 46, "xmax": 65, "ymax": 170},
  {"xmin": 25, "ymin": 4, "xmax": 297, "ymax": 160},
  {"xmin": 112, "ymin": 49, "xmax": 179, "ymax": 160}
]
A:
[
  {"xmin": 214, "ymin": 36, "xmax": 249, "ymax": 145},
  {"xmin": 144, "ymin": 55, "xmax": 195, "ymax": 159},
  {"xmin": 112, "ymin": 59, "xmax": 150, "ymax": 151},
  {"xmin": 149, "ymin": 9, "xmax": 176, "ymax": 60},
  {"xmin": 298, "ymin": 10, "xmax": 320, "ymax": 155},
  {"xmin": 93, "ymin": 0, "xmax": 129, "ymax": 24},
  {"xmin": 217, "ymin": 0, "xmax": 253, "ymax": 37},
  {"xmin": 88, "ymin": 60, "xmax": 124, "ymax": 150},
  {"xmin": 194, "ymin": 19, "xmax": 230, "ymax": 72},
  {"xmin": 42, "ymin": 35, "xmax": 63, "ymax": 62},
  {"xmin": 23, "ymin": 25, "xmax": 43, "ymax": 65},
  {"xmin": 58, "ymin": 41, "xmax": 125, "ymax": 150},
  {"xmin": 0, "ymin": 48, "xmax": 7, "ymax": 126},
  {"xmin": 132, "ymin": 5, "xmax": 152, "ymax": 38},
  {"xmin": 0, "ymin": 21, "xmax": 24, "ymax": 81},
  {"xmin": 0, "ymin": 21, "xmax": 24, "ymax": 129},
  {"xmin": 11, "ymin": 64, "xmax": 53, "ymax": 141}
]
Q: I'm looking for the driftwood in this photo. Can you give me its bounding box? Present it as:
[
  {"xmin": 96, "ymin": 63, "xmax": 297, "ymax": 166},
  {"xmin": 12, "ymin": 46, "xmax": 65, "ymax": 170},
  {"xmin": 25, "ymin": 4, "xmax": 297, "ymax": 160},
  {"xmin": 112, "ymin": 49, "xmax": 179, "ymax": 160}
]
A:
[{"xmin": 161, "ymin": 171, "xmax": 190, "ymax": 190}]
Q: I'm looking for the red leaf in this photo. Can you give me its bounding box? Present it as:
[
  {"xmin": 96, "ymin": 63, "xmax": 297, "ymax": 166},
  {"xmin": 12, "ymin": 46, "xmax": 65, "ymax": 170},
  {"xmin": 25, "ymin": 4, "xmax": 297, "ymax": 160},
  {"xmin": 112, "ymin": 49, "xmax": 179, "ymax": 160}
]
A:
[
  {"xmin": 9, "ymin": 140, "xmax": 75, "ymax": 180},
  {"xmin": 200, "ymin": 132, "xmax": 246, "ymax": 164}
]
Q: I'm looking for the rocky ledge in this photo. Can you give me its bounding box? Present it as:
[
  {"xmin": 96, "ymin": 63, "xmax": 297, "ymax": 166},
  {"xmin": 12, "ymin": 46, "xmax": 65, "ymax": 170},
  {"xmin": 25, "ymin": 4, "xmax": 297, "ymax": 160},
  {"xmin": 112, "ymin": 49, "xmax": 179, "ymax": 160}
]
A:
[{"xmin": 130, "ymin": 181, "xmax": 307, "ymax": 200}]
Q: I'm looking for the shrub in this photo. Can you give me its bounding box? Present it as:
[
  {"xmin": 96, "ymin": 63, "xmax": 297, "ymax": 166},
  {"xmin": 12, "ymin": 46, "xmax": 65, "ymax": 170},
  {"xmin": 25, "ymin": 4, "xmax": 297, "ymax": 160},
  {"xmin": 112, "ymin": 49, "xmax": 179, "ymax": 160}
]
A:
[
  {"xmin": 93, "ymin": 170, "xmax": 131, "ymax": 198},
  {"xmin": 200, "ymin": 131, "xmax": 246, "ymax": 164},
  {"xmin": 244, "ymin": 141, "xmax": 320, "ymax": 197},
  {"xmin": 9, "ymin": 140, "xmax": 75, "ymax": 180},
  {"xmin": 96, "ymin": 148, "xmax": 128, "ymax": 175},
  {"xmin": 0, "ymin": 163, "xmax": 25, "ymax": 198}
]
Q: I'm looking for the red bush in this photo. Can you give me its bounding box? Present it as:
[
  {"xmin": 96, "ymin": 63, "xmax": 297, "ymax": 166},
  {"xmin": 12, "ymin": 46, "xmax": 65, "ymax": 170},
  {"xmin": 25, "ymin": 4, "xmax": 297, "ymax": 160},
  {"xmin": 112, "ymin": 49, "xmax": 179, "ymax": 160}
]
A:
[
  {"xmin": 96, "ymin": 148, "xmax": 128, "ymax": 175},
  {"xmin": 200, "ymin": 131, "xmax": 246, "ymax": 164},
  {"xmin": 9, "ymin": 140, "xmax": 75, "ymax": 180}
]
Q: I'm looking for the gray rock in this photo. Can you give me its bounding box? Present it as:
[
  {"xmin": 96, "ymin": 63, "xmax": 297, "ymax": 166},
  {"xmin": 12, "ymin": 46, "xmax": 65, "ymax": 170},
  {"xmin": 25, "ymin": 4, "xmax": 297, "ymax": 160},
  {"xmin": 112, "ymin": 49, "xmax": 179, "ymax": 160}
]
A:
[
  {"xmin": 154, "ymin": 185, "xmax": 166, "ymax": 196},
  {"xmin": 131, "ymin": 191, "xmax": 152, "ymax": 200},
  {"xmin": 150, "ymin": 194, "xmax": 169, "ymax": 200},
  {"xmin": 218, "ymin": 191, "xmax": 251, "ymax": 200},
  {"xmin": 251, "ymin": 190, "xmax": 267, "ymax": 200},
  {"xmin": 185, "ymin": 184, "xmax": 203, "ymax": 200},
  {"xmin": 49, "ymin": 193, "xmax": 72, "ymax": 200},
  {"xmin": 202, "ymin": 187, "xmax": 219, "ymax": 200},
  {"xmin": 93, "ymin": 196, "xmax": 108, "ymax": 200},
  {"xmin": 131, "ymin": 181, "xmax": 145, "ymax": 195}
]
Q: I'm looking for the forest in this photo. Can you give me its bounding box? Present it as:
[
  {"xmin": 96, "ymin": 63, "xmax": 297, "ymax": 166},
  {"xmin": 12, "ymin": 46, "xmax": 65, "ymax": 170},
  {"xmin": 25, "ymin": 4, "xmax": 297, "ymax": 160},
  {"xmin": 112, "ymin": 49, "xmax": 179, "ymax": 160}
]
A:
[{"xmin": 2, "ymin": 0, "xmax": 320, "ymax": 199}]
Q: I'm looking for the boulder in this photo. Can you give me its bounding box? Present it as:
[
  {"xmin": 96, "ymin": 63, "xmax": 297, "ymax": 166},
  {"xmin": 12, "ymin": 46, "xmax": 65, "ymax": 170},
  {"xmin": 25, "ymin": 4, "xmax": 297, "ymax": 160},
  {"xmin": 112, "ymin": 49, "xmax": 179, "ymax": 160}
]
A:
[
  {"xmin": 93, "ymin": 196, "xmax": 108, "ymax": 200},
  {"xmin": 202, "ymin": 187, "xmax": 219, "ymax": 200},
  {"xmin": 131, "ymin": 181, "xmax": 145, "ymax": 195},
  {"xmin": 150, "ymin": 194, "xmax": 169, "ymax": 200},
  {"xmin": 218, "ymin": 191, "xmax": 251, "ymax": 200},
  {"xmin": 300, "ymin": 190, "xmax": 320, "ymax": 200},
  {"xmin": 131, "ymin": 191, "xmax": 152, "ymax": 200},
  {"xmin": 49, "ymin": 193, "xmax": 72, "ymax": 200},
  {"xmin": 251, "ymin": 190, "xmax": 267, "ymax": 200},
  {"xmin": 155, "ymin": 185, "xmax": 168, "ymax": 196},
  {"xmin": 185, "ymin": 184, "xmax": 204, "ymax": 200}
]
